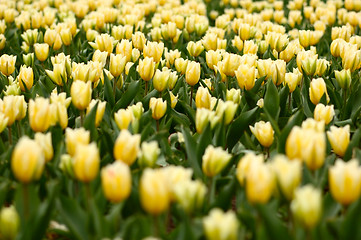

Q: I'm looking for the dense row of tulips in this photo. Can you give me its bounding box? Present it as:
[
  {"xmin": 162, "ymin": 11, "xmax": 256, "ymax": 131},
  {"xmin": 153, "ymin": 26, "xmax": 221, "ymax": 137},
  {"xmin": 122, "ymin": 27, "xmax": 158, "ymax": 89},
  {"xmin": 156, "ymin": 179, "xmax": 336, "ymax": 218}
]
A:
[{"xmin": 0, "ymin": 0, "xmax": 361, "ymax": 239}]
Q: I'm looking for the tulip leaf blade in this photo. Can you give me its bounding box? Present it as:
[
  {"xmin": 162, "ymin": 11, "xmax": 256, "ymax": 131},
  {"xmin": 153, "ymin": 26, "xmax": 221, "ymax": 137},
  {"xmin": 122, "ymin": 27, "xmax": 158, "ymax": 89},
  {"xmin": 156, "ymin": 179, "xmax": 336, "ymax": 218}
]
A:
[
  {"xmin": 264, "ymin": 79, "xmax": 280, "ymax": 120},
  {"xmin": 83, "ymin": 101, "xmax": 98, "ymax": 140},
  {"xmin": 344, "ymin": 128, "xmax": 361, "ymax": 161},
  {"xmin": 103, "ymin": 71, "xmax": 115, "ymax": 108},
  {"xmin": 113, "ymin": 80, "xmax": 141, "ymax": 113},
  {"xmin": 181, "ymin": 126, "xmax": 203, "ymax": 179}
]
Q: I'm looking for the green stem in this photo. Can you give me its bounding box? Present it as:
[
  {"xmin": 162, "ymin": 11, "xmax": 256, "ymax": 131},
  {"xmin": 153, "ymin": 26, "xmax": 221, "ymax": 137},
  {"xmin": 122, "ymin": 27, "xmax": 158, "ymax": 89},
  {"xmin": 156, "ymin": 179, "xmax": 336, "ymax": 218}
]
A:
[
  {"xmin": 153, "ymin": 215, "xmax": 160, "ymax": 238},
  {"xmin": 23, "ymin": 184, "xmax": 29, "ymax": 220},
  {"xmin": 145, "ymin": 81, "xmax": 148, "ymax": 96},
  {"xmin": 80, "ymin": 110, "xmax": 84, "ymax": 126},
  {"xmin": 190, "ymin": 86, "xmax": 194, "ymax": 107},
  {"xmin": 8, "ymin": 126, "xmax": 12, "ymax": 145},
  {"xmin": 156, "ymin": 120, "xmax": 160, "ymax": 132}
]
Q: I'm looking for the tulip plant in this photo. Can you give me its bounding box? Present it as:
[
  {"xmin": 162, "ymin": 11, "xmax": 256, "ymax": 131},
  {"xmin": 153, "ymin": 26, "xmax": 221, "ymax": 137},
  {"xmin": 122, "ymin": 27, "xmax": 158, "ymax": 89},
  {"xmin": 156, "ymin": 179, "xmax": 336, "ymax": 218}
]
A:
[{"xmin": 1, "ymin": 0, "xmax": 361, "ymax": 240}]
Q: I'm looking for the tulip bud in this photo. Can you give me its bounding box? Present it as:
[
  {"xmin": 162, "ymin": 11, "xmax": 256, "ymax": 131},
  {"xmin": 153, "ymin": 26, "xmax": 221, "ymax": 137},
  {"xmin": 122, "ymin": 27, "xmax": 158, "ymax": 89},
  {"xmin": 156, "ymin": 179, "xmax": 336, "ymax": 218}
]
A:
[
  {"xmin": 291, "ymin": 185, "xmax": 322, "ymax": 229},
  {"xmin": 315, "ymin": 59, "xmax": 329, "ymax": 76},
  {"xmin": 327, "ymin": 125, "xmax": 350, "ymax": 157},
  {"xmin": 65, "ymin": 128, "xmax": 90, "ymax": 157},
  {"xmin": 0, "ymin": 54, "xmax": 16, "ymax": 76},
  {"xmin": 202, "ymin": 145, "xmax": 232, "ymax": 177},
  {"xmin": 23, "ymin": 53, "xmax": 34, "ymax": 67},
  {"xmin": 329, "ymin": 159, "xmax": 361, "ymax": 206},
  {"xmin": 195, "ymin": 86, "xmax": 211, "ymax": 109},
  {"xmin": 89, "ymin": 34, "xmax": 115, "ymax": 55},
  {"xmin": 114, "ymin": 129, "xmax": 141, "ymax": 165},
  {"xmin": 143, "ymin": 41, "xmax": 164, "ymax": 63},
  {"xmin": 153, "ymin": 68, "xmax": 169, "ymax": 92},
  {"xmin": 271, "ymin": 155, "xmax": 302, "ymax": 200},
  {"xmin": 187, "ymin": 41, "xmax": 204, "ymax": 57},
  {"xmin": 299, "ymin": 30, "xmax": 311, "ymax": 48},
  {"xmin": 215, "ymin": 100, "xmax": 238, "ymax": 125},
  {"xmin": 330, "ymin": 38, "xmax": 346, "ymax": 57},
  {"xmin": 167, "ymin": 71, "xmax": 178, "ymax": 90},
  {"xmin": 139, "ymin": 168, "xmax": 169, "ymax": 215},
  {"xmin": 138, "ymin": 57, "xmax": 155, "ymax": 81},
  {"xmin": 86, "ymin": 99, "xmax": 106, "ymax": 127},
  {"xmin": 101, "ymin": 161, "xmax": 131, "ymax": 203},
  {"xmin": 73, "ymin": 143, "xmax": 100, "ymax": 182},
  {"xmin": 236, "ymin": 153, "xmax": 264, "ymax": 186},
  {"xmin": 11, "ymin": 136, "xmax": 45, "ymax": 183},
  {"xmin": 203, "ymin": 208, "xmax": 239, "ymax": 240},
  {"xmin": 232, "ymin": 36, "xmax": 244, "ymax": 52},
  {"xmin": 226, "ymin": 88, "xmax": 241, "ymax": 104},
  {"xmin": 109, "ymin": 53, "xmax": 126, "ymax": 77},
  {"xmin": 59, "ymin": 154, "xmax": 74, "ymax": 178},
  {"xmin": 71, "ymin": 80, "xmax": 92, "ymax": 110},
  {"xmin": 34, "ymin": 43, "xmax": 49, "ymax": 62},
  {"xmin": 185, "ymin": 61, "xmax": 200, "ymax": 86},
  {"xmin": 206, "ymin": 50, "xmax": 222, "ymax": 70},
  {"xmin": 127, "ymin": 102, "xmax": 144, "ymax": 119},
  {"xmin": 132, "ymin": 32, "xmax": 146, "ymax": 51},
  {"xmin": 149, "ymin": 97, "xmax": 167, "ymax": 120},
  {"xmin": 114, "ymin": 109, "xmax": 133, "ymax": 130},
  {"xmin": 174, "ymin": 180, "xmax": 207, "ymax": 214},
  {"xmin": 246, "ymin": 161, "xmax": 275, "ymax": 204},
  {"xmin": 115, "ymin": 39, "xmax": 132, "ymax": 62},
  {"xmin": 138, "ymin": 141, "xmax": 160, "ymax": 168},
  {"xmin": 314, "ymin": 104, "xmax": 334, "ymax": 125},
  {"xmin": 18, "ymin": 65, "xmax": 33, "ymax": 91},
  {"xmin": 250, "ymin": 121, "xmax": 274, "ymax": 148},
  {"xmin": 309, "ymin": 78, "xmax": 329, "ymax": 105},
  {"xmin": 0, "ymin": 206, "xmax": 19, "ymax": 240},
  {"xmin": 222, "ymin": 53, "xmax": 240, "ymax": 77},
  {"xmin": 235, "ymin": 65, "xmax": 256, "ymax": 90},
  {"xmin": 335, "ymin": 69, "xmax": 351, "ymax": 89},
  {"xmin": 28, "ymin": 97, "xmax": 55, "ymax": 132},
  {"xmin": 34, "ymin": 132, "xmax": 53, "ymax": 163},
  {"xmin": 174, "ymin": 58, "xmax": 188, "ymax": 75},
  {"xmin": 301, "ymin": 57, "xmax": 317, "ymax": 76},
  {"xmin": 302, "ymin": 130, "xmax": 326, "ymax": 171}
]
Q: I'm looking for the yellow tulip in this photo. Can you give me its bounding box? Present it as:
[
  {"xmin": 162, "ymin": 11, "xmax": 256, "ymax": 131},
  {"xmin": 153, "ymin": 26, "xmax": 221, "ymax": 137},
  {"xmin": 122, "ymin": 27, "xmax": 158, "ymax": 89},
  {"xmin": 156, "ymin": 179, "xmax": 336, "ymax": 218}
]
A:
[
  {"xmin": 327, "ymin": 125, "xmax": 350, "ymax": 157},
  {"xmin": 153, "ymin": 68, "xmax": 169, "ymax": 92},
  {"xmin": 73, "ymin": 143, "xmax": 100, "ymax": 183},
  {"xmin": 314, "ymin": 103, "xmax": 334, "ymax": 125},
  {"xmin": 195, "ymin": 86, "xmax": 211, "ymax": 109},
  {"xmin": 86, "ymin": 99, "xmax": 106, "ymax": 127},
  {"xmin": 11, "ymin": 136, "xmax": 45, "ymax": 183},
  {"xmin": 101, "ymin": 161, "xmax": 131, "ymax": 203},
  {"xmin": 236, "ymin": 152, "xmax": 264, "ymax": 186},
  {"xmin": 114, "ymin": 129, "xmax": 141, "ymax": 165},
  {"xmin": 309, "ymin": 78, "xmax": 329, "ymax": 105},
  {"xmin": 202, "ymin": 145, "xmax": 232, "ymax": 177},
  {"xmin": 65, "ymin": 128, "xmax": 90, "ymax": 157},
  {"xmin": 203, "ymin": 208, "xmax": 239, "ymax": 240},
  {"xmin": 0, "ymin": 54, "xmax": 16, "ymax": 76},
  {"xmin": 109, "ymin": 53, "xmax": 126, "ymax": 77},
  {"xmin": 250, "ymin": 121, "xmax": 274, "ymax": 148},
  {"xmin": 34, "ymin": 43, "xmax": 49, "ymax": 62},
  {"xmin": 138, "ymin": 57, "xmax": 155, "ymax": 82},
  {"xmin": 114, "ymin": 109, "xmax": 133, "ymax": 130},
  {"xmin": 329, "ymin": 159, "xmax": 361, "ymax": 206},
  {"xmin": 185, "ymin": 61, "xmax": 201, "ymax": 86},
  {"xmin": 149, "ymin": 97, "xmax": 167, "ymax": 120},
  {"xmin": 18, "ymin": 65, "xmax": 33, "ymax": 91},
  {"xmin": 34, "ymin": 132, "xmax": 53, "ymax": 163},
  {"xmin": 70, "ymin": 80, "xmax": 92, "ymax": 110},
  {"xmin": 28, "ymin": 97, "xmax": 55, "ymax": 132},
  {"xmin": 139, "ymin": 168, "xmax": 169, "ymax": 215},
  {"xmin": 0, "ymin": 206, "xmax": 19, "ymax": 240}
]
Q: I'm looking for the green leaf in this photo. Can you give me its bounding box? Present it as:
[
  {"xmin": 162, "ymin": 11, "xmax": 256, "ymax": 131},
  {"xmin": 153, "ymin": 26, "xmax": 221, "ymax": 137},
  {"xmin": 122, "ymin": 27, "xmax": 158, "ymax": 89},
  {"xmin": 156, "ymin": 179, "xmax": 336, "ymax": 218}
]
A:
[
  {"xmin": 341, "ymin": 197, "xmax": 361, "ymax": 239},
  {"xmin": 344, "ymin": 128, "xmax": 361, "ymax": 161},
  {"xmin": 104, "ymin": 72, "xmax": 115, "ymax": 108},
  {"xmin": 113, "ymin": 80, "xmax": 141, "ymax": 113},
  {"xmin": 83, "ymin": 101, "xmax": 98, "ymax": 140},
  {"xmin": 181, "ymin": 126, "xmax": 203, "ymax": 179},
  {"xmin": 277, "ymin": 109, "xmax": 304, "ymax": 153},
  {"xmin": 264, "ymin": 80, "xmax": 280, "ymax": 120},
  {"xmin": 226, "ymin": 107, "xmax": 259, "ymax": 150}
]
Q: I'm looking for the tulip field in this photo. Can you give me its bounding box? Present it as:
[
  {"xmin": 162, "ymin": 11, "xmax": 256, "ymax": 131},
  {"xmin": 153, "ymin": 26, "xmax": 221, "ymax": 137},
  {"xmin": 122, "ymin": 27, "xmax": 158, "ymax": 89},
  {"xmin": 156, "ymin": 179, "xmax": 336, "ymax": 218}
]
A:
[{"xmin": 1, "ymin": 0, "xmax": 361, "ymax": 239}]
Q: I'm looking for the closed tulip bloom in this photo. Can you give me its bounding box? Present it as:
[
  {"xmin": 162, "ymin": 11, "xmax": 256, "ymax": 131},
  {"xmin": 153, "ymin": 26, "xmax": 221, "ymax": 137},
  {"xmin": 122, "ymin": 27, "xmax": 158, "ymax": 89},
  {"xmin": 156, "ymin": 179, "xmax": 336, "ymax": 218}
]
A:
[
  {"xmin": 116, "ymin": 39, "xmax": 132, "ymax": 62},
  {"xmin": 246, "ymin": 161, "xmax": 275, "ymax": 204},
  {"xmin": 0, "ymin": 112, "xmax": 8, "ymax": 133},
  {"xmin": 34, "ymin": 43, "xmax": 49, "ymax": 62},
  {"xmin": 18, "ymin": 65, "xmax": 33, "ymax": 91},
  {"xmin": 0, "ymin": 54, "xmax": 16, "ymax": 76},
  {"xmin": 73, "ymin": 143, "xmax": 100, "ymax": 182},
  {"xmin": 270, "ymin": 60, "xmax": 286, "ymax": 85},
  {"xmin": 226, "ymin": 88, "xmax": 241, "ymax": 104},
  {"xmin": 314, "ymin": 104, "xmax": 334, "ymax": 124},
  {"xmin": 29, "ymin": 97, "xmax": 55, "ymax": 132},
  {"xmin": 257, "ymin": 59, "xmax": 272, "ymax": 79},
  {"xmin": 138, "ymin": 57, "xmax": 155, "ymax": 81},
  {"xmin": 299, "ymin": 30, "xmax": 311, "ymax": 48},
  {"xmin": 11, "ymin": 136, "xmax": 45, "ymax": 183},
  {"xmin": 109, "ymin": 53, "xmax": 126, "ymax": 77},
  {"xmin": 232, "ymin": 36, "xmax": 244, "ymax": 52},
  {"xmin": 250, "ymin": 121, "xmax": 274, "ymax": 148},
  {"xmin": 185, "ymin": 61, "xmax": 201, "ymax": 86},
  {"xmin": 132, "ymin": 32, "xmax": 146, "ymax": 51},
  {"xmin": 335, "ymin": 69, "xmax": 351, "ymax": 89},
  {"xmin": 153, "ymin": 68, "xmax": 169, "ymax": 92},
  {"xmin": 206, "ymin": 50, "xmax": 222, "ymax": 70},
  {"xmin": 315, "ymin": 59, "xmax": 329, "ymax": 76},
  {"xmin": 302, "ymin": 130, "xmax": 326, "ymax": 171},
  {"xmin": 187, "ymin": 41, "xmax": 204, "ymax": 57},
  {"xmin": 235, "ymin": 65, "xmax": 256, "ymax": 90},
  {"xmin": 170, "ymin": 92, "xmax": 178, "ymax": 109},
  {"xmin": 284, "ymin": 72, "xmax": 299, "ymax": 93},
  {"xmin": 271, "ymin": 155, "xmax": 302, "ymax": 200},
  {"xmin": 175, "ymin": 58, "xmax": 188, "ymax": 75},
  {"xmin": 86, "ymin": 99, "xmax": 106, "ymax": 127},
  {"xmin": 195, "ymin": 86, "xmax": 211, "ymax": 109},
  {"xmin": 301, "ymin": 57, "xmax": 317, "ymax": 76},
  {"xmin": 291, "ymin": 185, "xmax": 322, "ymax": 229},
  {"xmin": 243, "ymin": 40, "xmax": 258, "ymax": 54},
  {"xmin": 143, "ymin": 41, "xmax": 164, "ymax": 63},
  {"xmin": 329, "ymin": 159, "xmax": 361, "ymax": 205},
  {"xmin": 236, "ymin": 153, "xmax": 264, "ymax": 186},
  {"xmin": 215, "ymin": 100, "xmax": 238, "ymax": 125},
  {"xmin": 46, "ymin": 63, "xmax": 67, "ymax": 86},
  {"xmin": 89, "ymin": 34, "xmax": 115, "ymax": 55},
  {"xmin": 286, "ymin": 126, "xmax": 303, "ymax": 160},
  {"xmin": 60, "ymin": 29, "xmax": 72, "ymax": 46},
  {"xmin": 309, "ymin": 78, "xmax": 329, "ymax": 105},
  {"xmin": 222, "ymin": 53, "xmax": 240, "ymax": 77},
  {"xmin": 0, "ymin": 205, "xmax": 19, "ymax": 240},
  {"xmin": 71, "ymin": 80, "xmax": 92, "ymax": 110},
  {"xmin": 34, "ymin": 132, "xmax": 53, "ymax": 163},
  {"xmin": 92, "ymin": 50, "xmax": 108, "ymax": 67},
  {"xmin": 114, "ymin": 109, "xmax": 133, "ymax": 130},
  {"xmin": 0, "ymin": 95, "xmax": 27, "ymax": 126},
  {"xmin": 174, "ymin": 179, "xmax": 207, "ymax": 214},
  {"xmin": 138, "ymin": 141, "xmax": 160, "ymax": 168},
  {"xmin": 140, "ymin": 168, "xmax": 169, "ymax": 215},
  {"xmin": 101, "ymin": 161, "xmax": 131, "ymax": 203},
  {"xmin": 327, "ymin": 125, "xmax": 350, "ymax": 157},
  {"xmin": 342, "ymin": 49, "xmax": 361, "ymax": 72},
  {"xmin": 65, "ymin": 128, "xmax": 90, "ymax": 157},
  {"xmin": 203, "ymin": 208, "xmax": 238, "ymax": 240},
  {"xmin": 202, "ymin": 145, "xmax": 232, "ymax": 177},
  {"xmin": 149, "ymin": 97, "xmax": 167, "ymax": 120},
  {"xmin": 330, "ymin": 38, "xmax": 346, "ymax": 57},
  {"xmin": 114, "ymin": 129, "xmax": 141, "ymax": 165}
]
